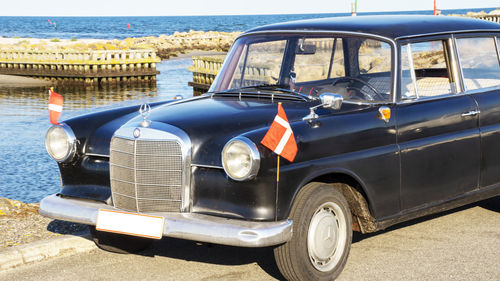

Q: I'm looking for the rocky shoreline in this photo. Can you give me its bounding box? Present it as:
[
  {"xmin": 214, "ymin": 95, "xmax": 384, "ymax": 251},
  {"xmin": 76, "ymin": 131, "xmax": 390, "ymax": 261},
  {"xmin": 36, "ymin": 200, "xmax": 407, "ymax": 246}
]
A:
[
  {"xmin": 0, "ymin": 198, "xmax": 87, "ymax": 250},
  {"xmin": 0, "ymin": 30, "xmax": 240, "ymax": 60}
]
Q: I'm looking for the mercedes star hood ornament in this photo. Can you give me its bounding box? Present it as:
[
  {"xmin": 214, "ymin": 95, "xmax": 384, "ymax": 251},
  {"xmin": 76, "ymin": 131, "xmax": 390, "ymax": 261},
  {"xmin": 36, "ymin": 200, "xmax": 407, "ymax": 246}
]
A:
[{"xmin": 139, "ymin": 103, "xmax": 152, "ymax": 127}]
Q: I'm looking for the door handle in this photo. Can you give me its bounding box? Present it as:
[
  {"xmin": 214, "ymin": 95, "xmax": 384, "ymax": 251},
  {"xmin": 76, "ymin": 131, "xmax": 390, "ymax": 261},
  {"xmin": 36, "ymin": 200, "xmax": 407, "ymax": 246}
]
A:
[{"xmin": 461, "ymin": 110, "xmax": 480, "ymax": 117}]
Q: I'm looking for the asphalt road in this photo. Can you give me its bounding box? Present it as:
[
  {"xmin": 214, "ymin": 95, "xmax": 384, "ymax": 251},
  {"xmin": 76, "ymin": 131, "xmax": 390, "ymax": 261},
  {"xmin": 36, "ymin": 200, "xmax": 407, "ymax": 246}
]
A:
[{"xmin": 1, "ymin": 197, "xmax": 499, "ymax": 281}]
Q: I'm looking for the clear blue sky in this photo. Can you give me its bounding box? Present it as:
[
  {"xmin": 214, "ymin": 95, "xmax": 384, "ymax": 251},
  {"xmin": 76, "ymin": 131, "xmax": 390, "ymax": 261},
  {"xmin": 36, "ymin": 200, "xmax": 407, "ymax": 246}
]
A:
[{"xmin": 3, "ymin": 0, "xmax": 499, "ymax": 16}]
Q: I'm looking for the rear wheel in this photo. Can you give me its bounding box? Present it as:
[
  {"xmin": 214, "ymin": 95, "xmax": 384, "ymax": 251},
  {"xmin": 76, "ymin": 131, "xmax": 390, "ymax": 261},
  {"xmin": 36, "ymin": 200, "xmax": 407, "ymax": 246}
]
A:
[
  {"xmin": 274, "ymin": 182, "xmax": 352, "ymax": 281},
  {"xmin": 89, "ymin": 226, "xmax": 153, "ymax": 254}
]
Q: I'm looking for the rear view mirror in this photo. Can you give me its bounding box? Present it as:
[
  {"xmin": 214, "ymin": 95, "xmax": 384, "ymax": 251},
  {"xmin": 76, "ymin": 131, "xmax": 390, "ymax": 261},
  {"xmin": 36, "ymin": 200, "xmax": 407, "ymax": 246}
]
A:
[
  {"xmin": 296, "ymin": 38, "xmax": 317, "ymax": 55},
  {"xmin": 296, "ymin": 44, "xmax": 316, "ymax": 55}
]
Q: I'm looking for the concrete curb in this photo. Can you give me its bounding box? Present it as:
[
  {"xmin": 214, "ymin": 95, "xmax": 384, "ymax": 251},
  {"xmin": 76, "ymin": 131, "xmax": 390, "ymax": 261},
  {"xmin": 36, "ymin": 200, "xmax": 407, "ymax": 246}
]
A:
[{"xmin": 0, "ymin": 234, "xmax": 96, "ymax": 271}]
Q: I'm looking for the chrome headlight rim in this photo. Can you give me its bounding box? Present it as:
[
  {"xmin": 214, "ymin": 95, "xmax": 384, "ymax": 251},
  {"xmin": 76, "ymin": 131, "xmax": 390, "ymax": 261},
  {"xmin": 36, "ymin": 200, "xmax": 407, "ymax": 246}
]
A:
[
  {"xmin": 45, "ymin": 124, "xmax": 77, "ymax": 163},
  {"xmin": 221, "ymin": 136, "xmax": 260, "ymax": 181}
]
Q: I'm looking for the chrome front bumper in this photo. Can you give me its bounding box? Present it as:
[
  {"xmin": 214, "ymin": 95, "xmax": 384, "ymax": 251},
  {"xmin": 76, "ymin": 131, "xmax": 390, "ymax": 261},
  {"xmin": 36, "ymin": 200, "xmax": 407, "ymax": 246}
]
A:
[{"xmin": 39, "ymin": 194, "xmax": 293, "ymax": 247}]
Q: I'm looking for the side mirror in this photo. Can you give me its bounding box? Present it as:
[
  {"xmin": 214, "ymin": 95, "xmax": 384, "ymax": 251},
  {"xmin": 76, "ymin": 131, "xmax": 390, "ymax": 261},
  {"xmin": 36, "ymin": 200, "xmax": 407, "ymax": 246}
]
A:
[
  {"xmin": 320, "ymin": 93, "xmax": 343, "ymax": 110},
  {"xmin": 303, "ymin": 93, "xmax": 343, "ymax": 124}
]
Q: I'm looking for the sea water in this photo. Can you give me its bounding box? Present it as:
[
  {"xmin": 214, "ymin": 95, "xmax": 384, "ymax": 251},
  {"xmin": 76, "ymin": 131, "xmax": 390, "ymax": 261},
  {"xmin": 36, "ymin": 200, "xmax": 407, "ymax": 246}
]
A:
[
  {"xmin": 0, "ymin": 8, "xmax": 497, "ymax": 39},
  {"xmin": 0, "ymin": 59, "xmax": 192, "ymax": 202}
]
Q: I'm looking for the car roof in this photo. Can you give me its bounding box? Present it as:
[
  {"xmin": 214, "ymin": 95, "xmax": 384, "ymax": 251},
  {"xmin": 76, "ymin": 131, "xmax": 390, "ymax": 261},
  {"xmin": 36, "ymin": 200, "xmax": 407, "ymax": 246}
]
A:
[{"xmin": 245, "ymin": 15, "xmax": 500, "ymax": 40}]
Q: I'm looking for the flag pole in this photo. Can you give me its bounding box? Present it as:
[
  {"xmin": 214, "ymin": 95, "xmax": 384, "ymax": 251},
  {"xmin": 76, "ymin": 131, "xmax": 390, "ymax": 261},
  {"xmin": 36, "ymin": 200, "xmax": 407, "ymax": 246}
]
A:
[
  {"xmin": 277, "ymin": 155, "xmax": 280, "ymax": 183},
  {"xmin": 277, "ymin": 101, "xmax": 281, "ymax": 184},
  {"xmin": 275, "ymin": 102, "xmax": 281, "ymax": 221},
  {"xmin": 275, "ymin": 153, "xmax": 280, "ymax": 221}
]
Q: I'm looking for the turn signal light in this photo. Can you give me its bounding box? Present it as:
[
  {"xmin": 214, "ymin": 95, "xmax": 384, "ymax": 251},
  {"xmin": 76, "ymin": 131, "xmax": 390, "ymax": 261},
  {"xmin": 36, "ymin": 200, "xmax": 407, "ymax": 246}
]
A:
[{"xmin": 378, "ymin": 106, "xmax": 391, "ymax": 123}]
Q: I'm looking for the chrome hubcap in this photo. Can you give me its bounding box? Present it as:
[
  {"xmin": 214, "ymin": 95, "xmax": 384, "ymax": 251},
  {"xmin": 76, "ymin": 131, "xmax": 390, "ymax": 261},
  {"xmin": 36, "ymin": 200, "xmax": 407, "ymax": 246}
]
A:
[{"xmin": 307, "ymin": 202, "xmax": 347, "ymax": 272}]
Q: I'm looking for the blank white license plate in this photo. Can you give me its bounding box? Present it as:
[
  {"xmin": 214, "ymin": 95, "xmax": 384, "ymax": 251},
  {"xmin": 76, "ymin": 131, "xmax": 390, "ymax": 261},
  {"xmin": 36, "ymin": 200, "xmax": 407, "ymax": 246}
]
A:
[{"xmin": 96, "ymin": 209, "xmax": 164, "ymax": 239}]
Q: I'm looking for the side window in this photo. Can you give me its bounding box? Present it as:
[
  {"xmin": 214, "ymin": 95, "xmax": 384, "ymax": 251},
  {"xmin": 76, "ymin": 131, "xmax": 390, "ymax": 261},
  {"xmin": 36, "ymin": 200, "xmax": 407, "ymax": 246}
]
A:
[
  {"xmin": 456, "ymin": 37, "xmax": 500, "ymax": 91},
  {"xmin": 400, "ymin": 40, "xmax": 455, "ymax": 100}
]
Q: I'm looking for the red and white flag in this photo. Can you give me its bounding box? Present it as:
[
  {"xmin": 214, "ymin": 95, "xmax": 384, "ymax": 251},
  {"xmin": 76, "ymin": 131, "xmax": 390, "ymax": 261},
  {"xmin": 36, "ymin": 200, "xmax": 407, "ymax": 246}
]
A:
[
  {"xmin": 261, "ymin": 103, "xmax": 298, "ymax": 162},
  {"xmin": 48, "ymin": 88, "xmax": 63, "ymax": 125}
]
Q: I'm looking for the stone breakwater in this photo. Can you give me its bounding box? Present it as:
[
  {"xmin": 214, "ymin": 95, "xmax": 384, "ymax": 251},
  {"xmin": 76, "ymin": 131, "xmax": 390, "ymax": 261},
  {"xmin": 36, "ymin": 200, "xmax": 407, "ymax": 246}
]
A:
[
  {"xmin": 0, "ymin": 30, "xmax": 240, "ymax": 86},
  {"xmin": 450, "ymin": 9, "xmax": 500, "ymax": 23},
  {"xmin": 145, "ymin": 30, "xmax": 241, "ymax": 59},
  {"xmin": 0, "ymin": 30, "xmax": 240, "ymax": 60}
]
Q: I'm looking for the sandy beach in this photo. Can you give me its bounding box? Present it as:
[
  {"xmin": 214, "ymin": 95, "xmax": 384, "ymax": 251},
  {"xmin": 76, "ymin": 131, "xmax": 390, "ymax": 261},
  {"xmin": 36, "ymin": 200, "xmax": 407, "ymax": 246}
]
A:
[{"xmin": 0, "ymin": 74, "xmax": 51, "ymax": 87}]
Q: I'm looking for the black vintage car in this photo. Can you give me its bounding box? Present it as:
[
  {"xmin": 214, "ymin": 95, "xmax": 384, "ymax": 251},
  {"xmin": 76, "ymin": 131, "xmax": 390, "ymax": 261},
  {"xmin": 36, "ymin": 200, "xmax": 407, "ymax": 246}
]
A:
[{"xmin": 40, "ymin": 16, "xmax": 500, "ymax": 280}]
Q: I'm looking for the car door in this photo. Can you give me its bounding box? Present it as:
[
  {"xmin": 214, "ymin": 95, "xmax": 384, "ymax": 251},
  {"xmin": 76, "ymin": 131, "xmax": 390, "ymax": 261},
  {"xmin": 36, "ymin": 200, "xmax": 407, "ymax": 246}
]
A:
[
  {"xmin": 396, "ymin": 38, "xmax": 480, "ymax": 210},
  {"xmin": 454, "ymin": 35, "xmax": 500, "ymax": 189}
]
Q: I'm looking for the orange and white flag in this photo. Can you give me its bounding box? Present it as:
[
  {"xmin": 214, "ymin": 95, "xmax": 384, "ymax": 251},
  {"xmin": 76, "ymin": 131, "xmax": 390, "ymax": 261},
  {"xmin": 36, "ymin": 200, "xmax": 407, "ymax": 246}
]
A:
[
  {"xmin": 48, "ymin": 87, "xmax": 63, "ymax": 125},
  {"xmin": 261, "ymin": 103, "xmax": 298, "ymax": 162}
]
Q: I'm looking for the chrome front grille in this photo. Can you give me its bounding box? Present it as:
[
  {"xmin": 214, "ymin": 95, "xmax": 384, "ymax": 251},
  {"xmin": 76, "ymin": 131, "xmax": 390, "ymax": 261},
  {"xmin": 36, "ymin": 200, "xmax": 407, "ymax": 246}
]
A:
[{"xmin": 110, "ymin": 136, "xmax": 184, "ymax": 213}]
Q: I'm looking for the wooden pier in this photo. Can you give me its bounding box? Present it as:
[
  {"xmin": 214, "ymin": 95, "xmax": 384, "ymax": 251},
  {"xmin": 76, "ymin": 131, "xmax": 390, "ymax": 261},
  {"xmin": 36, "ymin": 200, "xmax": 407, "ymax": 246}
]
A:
[
  {"xmin": 0, "ymin": 49, "xmax": 161, "ymax": 86},
  {"xmin": 188, "ymin": 55, "xmax": 273, "ymax": 96},
  {"xmin": 188, "ymin": 55, "xmax": 225, "ymax": 96}
]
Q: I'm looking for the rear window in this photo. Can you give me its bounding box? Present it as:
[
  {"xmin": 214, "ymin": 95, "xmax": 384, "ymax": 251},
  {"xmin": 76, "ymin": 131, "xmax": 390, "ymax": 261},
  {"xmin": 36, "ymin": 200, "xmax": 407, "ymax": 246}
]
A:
[{"xmin": 456, "ymin": 37, "xmax": 500, "ymax": 91}]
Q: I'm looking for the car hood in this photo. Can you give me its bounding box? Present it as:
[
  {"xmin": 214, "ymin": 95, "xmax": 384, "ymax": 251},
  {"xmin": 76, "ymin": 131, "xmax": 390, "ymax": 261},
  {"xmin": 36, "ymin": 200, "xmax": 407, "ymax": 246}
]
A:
[
  {"xmin": 86, "ymin": 95, "xmax": 371, "ymax": 165},
  {"xmin": 125, "ymin": 96, "xmax": 313, "ymax": 165}
]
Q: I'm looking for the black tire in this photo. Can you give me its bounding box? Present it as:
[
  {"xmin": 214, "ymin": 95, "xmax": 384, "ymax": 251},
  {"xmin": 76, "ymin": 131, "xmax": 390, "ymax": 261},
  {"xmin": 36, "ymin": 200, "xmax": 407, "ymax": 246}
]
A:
[
  {"xmin": 274, "ymin": 182, "xmax": 353, "ymax": 281},
  {"xmin": 89, "ymin": 226, "xmax": 153, "ymax": 254}
]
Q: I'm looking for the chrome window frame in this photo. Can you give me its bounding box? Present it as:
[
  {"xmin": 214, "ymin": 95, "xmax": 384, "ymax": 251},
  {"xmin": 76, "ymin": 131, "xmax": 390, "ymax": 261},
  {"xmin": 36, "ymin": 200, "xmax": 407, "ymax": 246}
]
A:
[
  {"xmin": 449, "ymin": 35, "xmax": 465, "ymax": 93},
  {"xmin": 495, "ymin": 36, "xmax": 500, "ymax": 65},
  {"xmin": 394, "ymin": 29, "xmax": 500, "ymax": 41},
  {"xmin": 233, "ymin": 30, "xmax": 398, "ymax": 105},
  {"xmin": 395, "ymin": 31, "xmax": 500, "ymax": 105},
  {"xmin": 404, "ymin": 43, "xmax": 419, "ymax": 99}
]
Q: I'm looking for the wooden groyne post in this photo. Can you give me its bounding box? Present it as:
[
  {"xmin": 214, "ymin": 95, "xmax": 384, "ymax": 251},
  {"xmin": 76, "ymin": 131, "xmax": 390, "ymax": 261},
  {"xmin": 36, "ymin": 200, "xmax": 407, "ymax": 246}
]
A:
[
  {"xmin": 188, "ymin": 55, "xmax": 225, "ymax": 96},
  {"xmin": 188, "ymin": 55, "xmax": 273, "ymax": 96},
  {"xmin": 0, "ymin": 49, "xmax": 161, "ymax": 86}
]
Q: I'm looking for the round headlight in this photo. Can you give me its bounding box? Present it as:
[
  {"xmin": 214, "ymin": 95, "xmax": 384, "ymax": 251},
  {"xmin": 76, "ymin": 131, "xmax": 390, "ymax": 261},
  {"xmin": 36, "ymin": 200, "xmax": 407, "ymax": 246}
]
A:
[
  {"xmin": 222, "ymin": 136, "xmax": 260, "ymax": 181},
  {"xmin": 45, "ymin": 125, "xmax": 76, "ymax": 162}
]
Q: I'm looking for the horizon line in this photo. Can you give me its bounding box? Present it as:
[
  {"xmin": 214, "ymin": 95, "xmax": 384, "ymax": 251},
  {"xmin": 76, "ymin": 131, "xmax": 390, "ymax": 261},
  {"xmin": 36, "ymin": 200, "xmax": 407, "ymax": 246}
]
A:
[{"xmin": 0, "ymin": 7, "xmax": 497, "ymax": 17}]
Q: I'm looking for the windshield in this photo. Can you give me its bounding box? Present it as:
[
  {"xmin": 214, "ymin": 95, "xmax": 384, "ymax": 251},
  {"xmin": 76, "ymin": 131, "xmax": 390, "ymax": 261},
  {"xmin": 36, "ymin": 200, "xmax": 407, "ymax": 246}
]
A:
[{"xmin": 210, "ymin": 34, "xmax": 393, "ymax": 102}]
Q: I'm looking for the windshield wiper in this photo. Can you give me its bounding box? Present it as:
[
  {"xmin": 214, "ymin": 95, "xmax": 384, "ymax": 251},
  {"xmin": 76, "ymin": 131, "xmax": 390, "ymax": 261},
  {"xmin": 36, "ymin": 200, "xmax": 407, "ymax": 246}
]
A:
[
  {"xmin": 209, "ymin": 84, "xmax": 314, "ymax": 100},
  {"xmin": 208, "ymin": 84, "xmax": 284, "ymax": 93}
]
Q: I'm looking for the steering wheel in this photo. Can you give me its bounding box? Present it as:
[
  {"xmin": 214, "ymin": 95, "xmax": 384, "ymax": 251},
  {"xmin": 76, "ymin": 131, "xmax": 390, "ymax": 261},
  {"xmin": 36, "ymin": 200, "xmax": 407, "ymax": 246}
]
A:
[{"xmin": 332, "ymin": 77, "xmax": 386, "ymax": 101}]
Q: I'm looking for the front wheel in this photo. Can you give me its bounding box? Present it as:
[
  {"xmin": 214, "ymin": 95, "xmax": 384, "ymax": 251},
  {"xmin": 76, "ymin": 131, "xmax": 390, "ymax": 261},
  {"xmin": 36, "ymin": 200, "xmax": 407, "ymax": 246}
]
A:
[{"xmin": 274, "ymin": 182, "xmax": 352, "ymax": 281}]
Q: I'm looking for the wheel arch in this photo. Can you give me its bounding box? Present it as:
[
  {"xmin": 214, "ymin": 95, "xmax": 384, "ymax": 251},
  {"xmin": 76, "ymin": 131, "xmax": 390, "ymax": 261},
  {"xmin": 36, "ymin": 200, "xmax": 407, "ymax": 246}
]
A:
[{"xmin": 290, "ymin": 169, "xmax": 378, "ymax": 233}]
